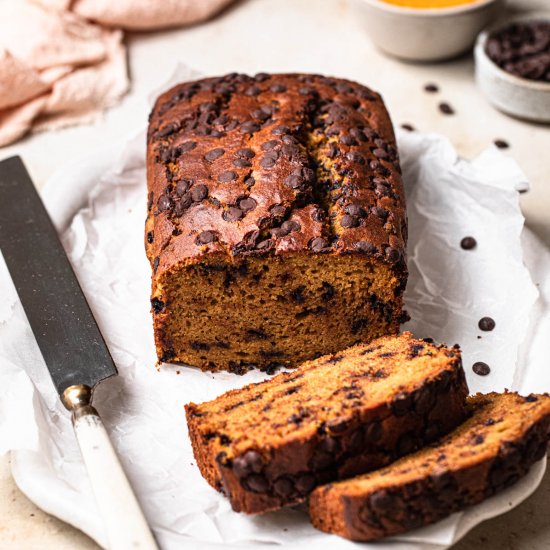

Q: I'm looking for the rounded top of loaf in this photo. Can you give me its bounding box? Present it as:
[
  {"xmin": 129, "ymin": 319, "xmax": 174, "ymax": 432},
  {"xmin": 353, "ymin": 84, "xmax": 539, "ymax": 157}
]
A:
[{"xmin": 146, "ymin": 73, "xmax": 406, "ymax": 276}]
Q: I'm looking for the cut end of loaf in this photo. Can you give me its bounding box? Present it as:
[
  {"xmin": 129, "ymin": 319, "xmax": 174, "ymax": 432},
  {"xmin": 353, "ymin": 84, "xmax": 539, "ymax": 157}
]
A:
[{"xmin": 152, "ymin": 252, "xmax": 405, "ymax": 371}]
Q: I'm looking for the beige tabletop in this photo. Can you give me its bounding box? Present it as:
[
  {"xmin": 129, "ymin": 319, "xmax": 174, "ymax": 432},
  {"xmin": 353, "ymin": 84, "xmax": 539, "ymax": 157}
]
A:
[{"xmin": 1, "ymin": 0, "xmax": 550, "ymax": 548}]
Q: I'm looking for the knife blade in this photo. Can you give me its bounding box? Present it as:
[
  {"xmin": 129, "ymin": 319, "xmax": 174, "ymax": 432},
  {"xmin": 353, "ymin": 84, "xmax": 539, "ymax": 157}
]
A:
[
  {"xmin": 0, "ymin": 156, "xmax": 116, "ymax": 395},
  {"xmin": 0, "ymin": 156, "xmax": 158, "ymax": 550}
]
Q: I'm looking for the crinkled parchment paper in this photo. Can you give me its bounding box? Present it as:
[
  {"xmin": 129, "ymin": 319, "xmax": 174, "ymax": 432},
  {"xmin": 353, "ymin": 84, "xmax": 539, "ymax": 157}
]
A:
[{"xmin": 1, "ymin": 67, "xmax": 549, "ymax": 549}]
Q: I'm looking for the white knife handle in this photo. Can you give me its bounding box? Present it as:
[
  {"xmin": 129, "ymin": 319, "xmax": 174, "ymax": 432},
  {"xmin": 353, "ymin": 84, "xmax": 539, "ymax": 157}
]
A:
[{"xmin": 63, "ymin": 385, "xmax": 159, "ymax": 550}]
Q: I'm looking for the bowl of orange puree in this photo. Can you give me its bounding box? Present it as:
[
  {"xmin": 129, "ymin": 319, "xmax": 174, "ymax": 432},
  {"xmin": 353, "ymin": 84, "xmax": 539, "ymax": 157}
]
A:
[{"xmin": 354, "ymin": 0, "xmax": 504, "ymax": 61}]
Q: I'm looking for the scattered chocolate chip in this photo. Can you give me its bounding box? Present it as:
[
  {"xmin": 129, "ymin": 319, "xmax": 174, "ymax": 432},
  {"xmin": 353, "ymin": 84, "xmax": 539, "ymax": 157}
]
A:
[
  {"xmin": 204, "ymin": 148, "xmax": 225, "ymax": 162},
  {"xmin": 151, "ymin": 297, "xmax": 165, "ymax": 313},
  {"xmin": 295, "ymin": 473, "xmax": 316, "ymax": 495},
  {"xmin": 271, "ymin": 125, "xmax": 290, "ymax": 136},
  {"xmin": 281, "ymin": 220, "xmax": 301, "ymax": 234},
  {"xmin": 196, "ymin": 231, "xmax": 215, "ymax": 245},
  {"xmin": 239, "ymin": 197, "xmax": 257, "ymax": 211},
  {"xmin": 460, "ymin": 236, "xmax": 477, "ymax": 250},
  {"xmin": 494, "ymin": 139, "xmax": 510, "ymax": 149},
  {"xmin": 244, "ymin": 474, "xmax": 269, "ymax": 493},
  {"xmin": 424, "ymin": 83, "xmax": 439, "ymax": 93},
  {"xmin": 261, "ymin": 140, "xmax": 279, "ymax": 151},
  {"xmin": 218, "ymin": 170, "xmax": 238, "ymax": 183},
  {"xmin": 371, "ymin": 206, "xmax": 389, "ymax": 221},
  {"xmin": 373, "ymin": 147, "xmax": 389, "ymax": 159},
  {"xmin": 346, "ymin": 151, "xmax": 365, "ymax": 164},
  {"xmin": 153, "ymin": 257, "xmax": 159, "ymax": 272},
  {"xmin": 146, "ymin": 231, "xmax": 154, "ymax": 244},
  {"xmin": 310, "ymin": 237, "xmax": 329, "ymax": 252},
  {"xmin": 233, "ymin": 450, "xmax": 263, "ymax": 477},
  {"xmin": 401, "ymin": 123, "xmax": 415, "ymax": 131},
  {"xmin": 284, "ymin": 174, "xmax": 303, "ymax": 189},
  {"xmin": 191, "ymin": 184, "xmax": 208, "ymax": 201},
  {"xmin": 340, "ymin": 134, "xmax": 358, "ymax": 146},
  {"xmin": 311, "ymin": 208, "xmax": 325, "ymax": 223},
  {"xmin": 473, "ymin": 361, "xmax": 491, "ymax": 376},
  {"xmin": 478, "ymin": 317, "xmax": 496, "ymax": 331},
  {"xmin": 439, "ymin": 102, "xmax": 455, "ymax": 115},
  {"xmin": 157, "ymin": 194, "xmax": 172, "ymax": 212}
]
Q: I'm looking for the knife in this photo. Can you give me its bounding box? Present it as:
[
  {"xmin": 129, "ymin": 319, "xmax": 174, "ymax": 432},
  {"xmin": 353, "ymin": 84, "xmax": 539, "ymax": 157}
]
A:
[{"xmin": 0, "ymin": 156, "xmax": 158, "ymax": 550}]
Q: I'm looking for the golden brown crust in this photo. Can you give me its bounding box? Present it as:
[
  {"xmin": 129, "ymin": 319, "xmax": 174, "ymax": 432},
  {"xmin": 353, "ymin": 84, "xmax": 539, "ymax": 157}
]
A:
[
  {"xmin": 146, "ymin": 72, "xmax": 406, "ymax": 272},
  {"xmin": 185, "ymin": 333, "xmax": 468, "ymax": 514},
  {"xmin": 309, "ymin": 392, "xmax": 550, "ymax": 541}
]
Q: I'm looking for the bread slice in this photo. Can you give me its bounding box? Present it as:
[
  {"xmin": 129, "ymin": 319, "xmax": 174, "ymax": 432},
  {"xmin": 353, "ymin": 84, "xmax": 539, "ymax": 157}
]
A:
[
  {"xmin": 185, "ymin": 332, "xmax": 468, "ymax": 514},
  {"xmin": 309, "ymin": 392, "xmax": 550, "ymax": 541}
]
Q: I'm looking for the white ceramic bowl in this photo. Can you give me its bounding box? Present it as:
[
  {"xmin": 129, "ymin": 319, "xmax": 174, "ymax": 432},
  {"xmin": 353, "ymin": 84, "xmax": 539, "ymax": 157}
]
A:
[
  {"xmin": 353, "ymin": 0, "xmax": 505, "ymax": 62},
  {"xmin": 475, "ymin": 12, "xmax": 550, "ymax": 123}
]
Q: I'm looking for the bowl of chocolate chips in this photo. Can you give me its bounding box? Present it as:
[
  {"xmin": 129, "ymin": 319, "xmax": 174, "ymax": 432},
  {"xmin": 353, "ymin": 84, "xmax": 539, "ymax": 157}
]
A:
[{"xmin": 475, "ymin": 13, "xmax": 550, "ymax": 122}]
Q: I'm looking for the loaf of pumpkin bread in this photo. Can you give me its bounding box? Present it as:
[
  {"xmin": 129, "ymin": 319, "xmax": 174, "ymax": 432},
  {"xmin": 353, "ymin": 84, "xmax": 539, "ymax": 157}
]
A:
[
  {"xmin": 146, "ymin": 72, "xmax": 407, "ymax": 373},
  {"xmin": 309, "ymin": 392, "xmax": 550, "ymax": 541},
  {"xmin": 185, "ymin": 332, "xmax": 468, "ymax": 514}
]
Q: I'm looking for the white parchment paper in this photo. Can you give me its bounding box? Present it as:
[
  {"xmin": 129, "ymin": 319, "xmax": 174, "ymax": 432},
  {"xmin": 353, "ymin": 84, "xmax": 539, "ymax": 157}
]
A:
[{"xmin": 1, "ymin": 67, "xmax": 550, "ymax": 550}]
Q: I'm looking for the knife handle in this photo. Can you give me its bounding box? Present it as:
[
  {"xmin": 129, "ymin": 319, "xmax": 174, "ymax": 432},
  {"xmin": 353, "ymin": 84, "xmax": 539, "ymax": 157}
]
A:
[{"xmin": 64, "ymin": 386, "xmax": 159, "ymax": 550}]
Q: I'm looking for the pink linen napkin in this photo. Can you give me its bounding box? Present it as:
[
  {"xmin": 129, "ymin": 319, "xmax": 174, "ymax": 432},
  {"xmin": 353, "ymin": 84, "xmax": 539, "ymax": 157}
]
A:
[
  {"xmin": 36, "ymin": 0, "xmax": 234, "ymax": 30},
  {"xmin": 0, "ymin": 0, "xmax": 234, "ymax": 146},
  {"xmin": 0, "ymin": 1, "xmax": 127, "ymax": 147}
]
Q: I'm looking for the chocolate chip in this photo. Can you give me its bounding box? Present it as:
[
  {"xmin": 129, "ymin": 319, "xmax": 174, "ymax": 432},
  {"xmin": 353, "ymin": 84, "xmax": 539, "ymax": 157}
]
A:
[
  {"xmin": 153, "ymin": 257, "xmax": 159, "ymax": 272},
  {"xmin": 373, "ymin": 148, "xmax": 389, "ymax": 159},
  {"xmin": 494, "ymin": 139, "xmax": 510, "ymax": 149},
  {"xmin": 295, "ymin": 473, "xmax": 316, "ymax": 495},
  {"xmin": 271, "ymin": 125, "xmax": 290, "ymax": 135},
  {"xmin": 261, "ymin": 140, "xmax": 279, "ymax": 151},
  {"xmin": 146, "ymin": 231, "xmax": 154, "ymax": 244},
  {"xmin": 341, "ymin": 215, "xmax": 359, "ymax": 229},
  {"xmin": 223, "ymin": 207, "xmax": 244, "ymax": 222},
  {"xmin": 218, "ymin": 171, "xmax": 238, "ymax": 183},
  {"xmin": 281, "ymin": 220, "xmax": 301, "ymax": 234},
  {"xmin": 196, "ymin": 231, "xmax": 216, "ymax": 245},
  {"xmin": 424, "ymin": 83, "xmax": 439, "ymax": 93},
  {"xmin": 233, "ymin": 450, "xmax": 263, "ymax": 477},
  {"xmin": 460, "ymin": 236, "xmax": 477, "ymax": 250},
  {"xmin": 385, "ymin": 246, "xmax": 401, "ymax": 263},
  {"xmin": 245, "ymin": 86, "xmax": 261, "ymax": 96},
  {"xmin": 233, "ymin": 158, "xmax": 252, "ymax": 168},
  {"xmin": 439, "ymin": 102, "xmax": 455, "ymax": 115},
  {"xmin": 244, "ymin": 176, "xmax": 255, "ymax": 188},
  {"xmin": 243, "ymin": 474, "xmax": 268, "ymax": 493},
  {"xmin": 254, "ymin": 72, "xmax": 269, "ymax": 81},
  {"xmin": 260, "ymin": 155, "xmax": 277, "ymax": 169},
  {"xmin": 355, "ymin": 240, "xmax": 376, "ymax": 254},
  {"xmin": 273, "ymin": 477, "xmax": 294, "ymax": 497},
  {"xmin": 478, "ymin": 317, "xmax": 496, "ymax": 331},
  {"xmin": 191, "ymin": 184, "xmax": 208, "ymax": 201},
  {"xmin": 180, "ymin": 141, "xmax": 197, "ymax": 153},
  {"xmin": 270, "ymin": 83, "xmax": 287, "ymax": 93},
  {"xmin": 175, "ymin": 193, "xmax": 192, "ymax": 215},
  {"xmin": 151, "ymin": 297, "xmax": 165, "ymax": 313},
  {"xmin": 270, "ymin": 204, "xmax": 287, "ymax": 217},
  {"xmin": 311, "ymin": 208, "xmax": 325, "ymax": 223},
  {"xmin": 346, "ymin": 151, "xmax": 365, "ymax": 164},
  {"xmin": 148, "ymin": 191, "xmax": 154, "ymax": 211},
  {"xmin": 392, "ymin": 392, "xmax": 413, "ymax": 416},
  {"xmin": 239, "ymin": 197, "xmax": 257, "ymax": 211},
  {"xmin": 371, "ymin": 206, "xmax": 389, "ymax": 221},
  {"xmin": 340, "ymin": 134, "xmax": 357, "ymax": 146},
  {"xmin": 310, "ymin": 237, "xmax": 329, "ymax": 252},
  {"xmin": 473, "ymin": 361, "xmax": 491, "ymax": 376},
  {"xmin": 401, "ymin": 123, "xmax": 415, "ymax": 131},
  {"xmin": 346, "ymin": 204, "xmax": 366, "ymax": 217},
  {"xmin": 236, "ymin": 148, "xmax": 256, "ymax": 159},
  {"xmin": 369, "ymin": 490, "xmax": 395, "ymax": 512},
  {"xmin": 284, "ymin": 174, "xmax": 303, "ymax": 189},
  {"xmin": 176, "ymin": 180, "xmax": 191, "ymax": 196},
  {"xmin": 157, "ymin": 194, "xmax": 172, "ymax": 212},
  {"xmin": 239, "ymin": 121, "xmax": 260, "ymax": 134},
  {"xmin": 204, "ymin": 148, "xmax": 225, "ymax": 162}
]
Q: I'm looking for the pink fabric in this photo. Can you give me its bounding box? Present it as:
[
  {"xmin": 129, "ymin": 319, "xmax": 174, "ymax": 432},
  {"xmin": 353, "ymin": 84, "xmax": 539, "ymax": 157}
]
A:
[
  {"xmin": 0, "ymin": 0, "xmax": 234, "ymax": 146},
  {"xmin": 0, "ymin": 1, "xmax": 127, "ymax": 146},
  {"xmin": 36, "ymin": 0, "xmax": 233, "ymax": 31}
]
